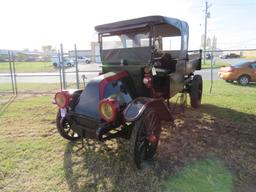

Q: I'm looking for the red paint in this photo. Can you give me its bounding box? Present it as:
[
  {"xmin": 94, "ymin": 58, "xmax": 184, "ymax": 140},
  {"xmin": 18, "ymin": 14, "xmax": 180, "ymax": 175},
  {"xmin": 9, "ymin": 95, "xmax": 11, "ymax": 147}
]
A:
[
  {"xmin": 99, "ymin": 71, "xmax": 129, "ymax": 99},
  {"xmin": 54, "ymin": 91, "xmax": 73, "ymax": 109},
  {"xmin": 147, "ymin": 133, "xmax": 157, "ymax": 144},
  {"xmin": 143, "ymin": 73, "xmax": 152, "ymax": 88}
]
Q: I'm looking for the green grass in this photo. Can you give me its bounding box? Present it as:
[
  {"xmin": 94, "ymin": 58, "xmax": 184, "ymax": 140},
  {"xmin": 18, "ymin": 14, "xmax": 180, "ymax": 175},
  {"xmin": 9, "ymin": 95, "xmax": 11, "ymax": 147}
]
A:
[
  {"xmin": 0, "ymin": 83, "xmax": 61, "ymax": 93},
  {"xmin": 0, "ymin": 62, "xmax": 56, "ymax": 72},
  {"xmin": 163, "ymin": 159, "xmax": 233, "ymax": 192},
  {"xmin": 202, "ymin": 81, "xmax": 256, "ymax": 117},
  {"xmin": 0, "ymin": 81, "xmax": 255, "ymax": 191},
  {"xmin": 201, "ymin": 59, "xmax": 229, "ymax": 69},
  {"xmin": 0, "ymin": 82, "xmax": 85, "ymax": 93}
]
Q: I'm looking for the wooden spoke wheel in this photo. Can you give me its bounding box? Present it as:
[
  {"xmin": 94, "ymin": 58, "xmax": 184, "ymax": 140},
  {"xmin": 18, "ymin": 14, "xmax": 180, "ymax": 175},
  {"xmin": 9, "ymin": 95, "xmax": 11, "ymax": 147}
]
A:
[
  {"xmin": 130, "ymin": 109, "xmax": 161, "ymax": 169},
  {"xmin": 56, "ymin": 110, "xmax": 80, "ymax": 141}
]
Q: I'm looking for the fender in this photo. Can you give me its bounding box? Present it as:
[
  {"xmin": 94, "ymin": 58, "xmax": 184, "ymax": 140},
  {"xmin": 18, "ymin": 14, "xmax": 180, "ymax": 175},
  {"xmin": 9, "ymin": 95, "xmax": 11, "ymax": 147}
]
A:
[{"xmin": 123, "ymin": 97, "xmax": 173, "ymax": 122}]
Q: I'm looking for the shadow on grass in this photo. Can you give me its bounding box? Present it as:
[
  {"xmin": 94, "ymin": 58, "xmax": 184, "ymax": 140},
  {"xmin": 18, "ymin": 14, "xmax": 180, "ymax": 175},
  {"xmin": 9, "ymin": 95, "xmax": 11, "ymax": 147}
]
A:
[
  {"xmin": 0, "ymin": 94, "xmax": 16, "ymax": 117},
  {"xmin": 199, "ymin": 104, "xmax": 256, "ymax": 133},
  {"xmin": 62, "ymin": 103, "xmax": 256, "ymax": 192},
  {"xmin": 63, "ymin": 139, "xmax": 138, "ymax": 192}
]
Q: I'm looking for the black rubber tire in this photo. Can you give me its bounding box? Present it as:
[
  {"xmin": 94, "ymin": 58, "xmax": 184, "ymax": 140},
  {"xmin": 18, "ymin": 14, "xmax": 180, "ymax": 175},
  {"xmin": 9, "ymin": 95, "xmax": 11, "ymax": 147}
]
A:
[
  {"xmin": 238, "ymin": 75, "xmax": 250, "ymax": 86},
  {"xmin": 85, "ymin": 60, "xmax": 90, "ymax": 64},
  {"xmin": 129, "ymin": 109, "xmax": 161, "ymax": 169},
  {"xmin": 189, "ymin": 75, "xmax": 203, "ymax": 108},
  {"xmin": 56, "ymin": 110, "xmax": 80, "ymax": 141}
]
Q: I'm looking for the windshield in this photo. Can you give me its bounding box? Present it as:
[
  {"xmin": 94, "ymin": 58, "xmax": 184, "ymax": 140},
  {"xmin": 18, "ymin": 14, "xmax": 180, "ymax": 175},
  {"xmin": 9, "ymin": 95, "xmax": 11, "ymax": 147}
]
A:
[
  {"xmin": 231, "ymin": 62, "xmax": 247, "ymax": 68},
  {"xmin": 102, "ymin": 31, "xmax": 150, "ymax": 50}
]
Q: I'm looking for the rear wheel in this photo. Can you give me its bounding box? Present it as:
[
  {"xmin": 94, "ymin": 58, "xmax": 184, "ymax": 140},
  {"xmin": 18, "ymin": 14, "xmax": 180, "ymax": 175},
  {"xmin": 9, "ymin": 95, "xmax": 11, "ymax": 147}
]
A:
[
  {"xmin": 238, "ymin": 75, "xmax": 250, "ymax": 86},
  {"xmin": 56, "ymin": 110, "xmax": 80, "ymax": 141},
  {"xmin": 189, "ymin": 75, "xmax": 203, "ymax": 108},
  {"xmin": 129, "ymin": 109, "xmax": 161, "ymax": 169}
]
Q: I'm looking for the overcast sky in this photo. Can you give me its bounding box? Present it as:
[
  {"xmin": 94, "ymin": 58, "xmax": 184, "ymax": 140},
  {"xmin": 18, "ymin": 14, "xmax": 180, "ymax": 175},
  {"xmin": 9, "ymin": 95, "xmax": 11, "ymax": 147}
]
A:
[{"xmin": 1, "ymin": 0, "xmax": 255, "ymax": 51}]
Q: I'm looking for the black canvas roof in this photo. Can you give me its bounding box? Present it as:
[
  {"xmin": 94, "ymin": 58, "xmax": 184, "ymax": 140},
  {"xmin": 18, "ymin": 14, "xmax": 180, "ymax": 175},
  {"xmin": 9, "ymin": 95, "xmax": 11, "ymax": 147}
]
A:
[{"xmin": 95, "ymin": 15, "xmax": 188, "ymax": 35}]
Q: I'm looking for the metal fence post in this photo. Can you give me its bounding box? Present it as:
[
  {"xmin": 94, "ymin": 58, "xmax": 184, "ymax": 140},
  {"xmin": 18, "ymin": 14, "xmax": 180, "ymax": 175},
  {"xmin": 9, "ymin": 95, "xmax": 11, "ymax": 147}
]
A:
[
  {"xmin": 209, "ymin": 49, "xmax": 213, "ymax": 93},
  {"xmin": 11, "ymin": 51, "xmax": 18, "ymax": 95},
  {"xmin": 57, "ymin": 50, "xmax": 63, "ymax": 90},
  {"xmin": 74, "ymin": 44, "xmax": 79, "ymax": 89},
  {"xmin": 60, "ymin": 44, "xmax": 66, "ymax": 89},
  {"xmin": 8, "ymin": 51, "xmax": 15, "ymax": 95}
]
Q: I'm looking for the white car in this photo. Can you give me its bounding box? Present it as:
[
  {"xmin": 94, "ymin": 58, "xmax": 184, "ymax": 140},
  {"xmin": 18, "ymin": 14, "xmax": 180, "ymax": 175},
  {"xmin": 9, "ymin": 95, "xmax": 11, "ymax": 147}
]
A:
[
  {"xmin": 77, "ymin": 56, "xmax": 91, "ymax": 64},
  {"xmin": 52, "ymin": 56, "xmax": 75, "ymax": 67}
]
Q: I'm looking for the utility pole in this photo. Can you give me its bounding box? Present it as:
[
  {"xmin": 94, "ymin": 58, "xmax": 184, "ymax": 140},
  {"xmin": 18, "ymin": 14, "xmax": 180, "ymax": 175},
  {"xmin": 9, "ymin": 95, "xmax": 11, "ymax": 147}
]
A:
[{"xmin": 203, "ymin": 1, "xmax": 211, "ymax": 65}]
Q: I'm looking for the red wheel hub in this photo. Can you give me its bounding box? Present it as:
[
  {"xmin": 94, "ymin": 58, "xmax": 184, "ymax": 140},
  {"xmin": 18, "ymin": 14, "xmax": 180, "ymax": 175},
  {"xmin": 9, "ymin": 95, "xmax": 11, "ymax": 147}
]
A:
[{"xmin": 147, "ymin": 133, "xmax": 157, "ymax": 144}]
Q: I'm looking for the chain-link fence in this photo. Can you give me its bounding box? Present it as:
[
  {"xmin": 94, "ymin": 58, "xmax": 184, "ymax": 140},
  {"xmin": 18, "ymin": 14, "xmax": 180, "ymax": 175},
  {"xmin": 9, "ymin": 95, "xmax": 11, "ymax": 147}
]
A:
[
  {"xmin": 202, "ymin": 49, "xmax": 256, "ymax": 68},
  {"xmin": 1, "ymin": 47, "xmax": 255, "ymax": 98},
  {"xmin": 0, "ymin": 44, "xmax": 102, "ymax": 97}
]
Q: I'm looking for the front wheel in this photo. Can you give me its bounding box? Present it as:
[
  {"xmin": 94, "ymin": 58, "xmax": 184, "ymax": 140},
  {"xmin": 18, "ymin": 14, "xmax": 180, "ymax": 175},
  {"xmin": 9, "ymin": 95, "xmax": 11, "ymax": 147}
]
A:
[
  {"xmin": 129, "ymin": 109, "xmax": 161, "ymax": 169},
  {"xmin": 189, "ymin": 75, "xmax": 203, "ymax": 108},
  {"xmin": 56, "ymin": 110, "xmax": 80, "ymax": 141}
]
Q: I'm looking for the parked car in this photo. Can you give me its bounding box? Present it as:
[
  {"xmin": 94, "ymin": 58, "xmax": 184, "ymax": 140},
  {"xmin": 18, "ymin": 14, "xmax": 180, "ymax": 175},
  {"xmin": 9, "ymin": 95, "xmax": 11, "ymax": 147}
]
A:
[
  {"xmin": 218, "ymin": 61, "xmax": 256, "ymax": 85},
  {"xmin": 206, "ymin": 53, "xmax": 213, "ymax": 60},
  {"xmin": 52, "ymin": 56, "xmax": 75, "ymax": 67},
  {"xmin": 77, "ymin": 56, "xmax": 91, "ymax": 64},
  {"xmin": 52, "ymin": 16, "xmax": 202, "ymax": 169},
  {"xmin": 220, "ymin": 53, "xmax": 240, "ymax": 59}
]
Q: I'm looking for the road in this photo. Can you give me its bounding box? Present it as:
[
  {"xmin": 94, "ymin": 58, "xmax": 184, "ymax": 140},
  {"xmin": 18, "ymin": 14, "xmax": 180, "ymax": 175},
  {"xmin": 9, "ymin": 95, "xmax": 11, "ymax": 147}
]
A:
[
  {"xmin": 0, "ymin": 59, "xmax": 252, "ymax": 83},
  {"xmin": 196, "ymin": 68, "xmax": 219, "ymax": 81},
  {"xmin": 0, "ymin": 64, "xmax": 101, "ymax": 84},
  {"xmin": 0, "ymin": 68, "xmax": 219, "ymax": 84}
]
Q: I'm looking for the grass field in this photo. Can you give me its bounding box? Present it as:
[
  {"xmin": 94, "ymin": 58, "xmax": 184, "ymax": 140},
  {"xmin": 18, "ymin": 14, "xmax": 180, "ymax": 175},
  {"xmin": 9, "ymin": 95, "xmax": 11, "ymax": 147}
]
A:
[
  {"xmin": 0, "ymin": 83, "xmax": 60, "ymax": 93},
  {"xmin": 201, "ymin": 59, "xmax": 229, "ymax": 69},
  {"xmin": 0, "ymin": 81, "xmax": 255, "ymax": 192},
  {"xmin": 0, "ymin": 62, "xmax": 56, "ymax": 73},
  {"xmin": 0, "ymin": 60, "xmax": 228, "ymax": 72}
]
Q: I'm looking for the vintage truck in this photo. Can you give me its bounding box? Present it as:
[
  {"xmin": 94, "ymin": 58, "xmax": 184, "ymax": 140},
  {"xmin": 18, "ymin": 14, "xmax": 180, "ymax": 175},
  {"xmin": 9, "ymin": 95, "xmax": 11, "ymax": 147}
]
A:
[{"xmin": 52, "ymin": 15, "xmax": 202, "ymax": 169}]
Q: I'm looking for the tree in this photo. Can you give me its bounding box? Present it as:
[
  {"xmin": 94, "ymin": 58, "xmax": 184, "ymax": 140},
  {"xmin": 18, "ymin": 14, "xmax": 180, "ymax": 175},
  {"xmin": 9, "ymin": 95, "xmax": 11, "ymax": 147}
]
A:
[
  {"xmin": 206, "ymin": 37, "xmax": 211, "ymax": 49},
  {"xmin": 16, "ymin": 52, "xmax": 27, "ymax": 61},
  {"xmin": 212, "ymin": 35, "xmax": 217, "ymax": 50},
  {"xmin": 42, "ymin": 45, "xmax": 55, "ymax": 61},
  {"xmin": 201, "ymin": 34, "xmax": 218, "ymax": 50},
  {"xmin": 201, "ymin": 34, "xmax": 212, "ymax": 49}
]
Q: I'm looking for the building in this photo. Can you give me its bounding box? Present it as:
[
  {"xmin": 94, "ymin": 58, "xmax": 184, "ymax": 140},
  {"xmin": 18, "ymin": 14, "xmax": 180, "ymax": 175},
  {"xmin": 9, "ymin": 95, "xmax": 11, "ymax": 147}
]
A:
[
  {"xmin": 68, "ymin": 43, "xmax": 101, "ymax": 63},
  {"xmin": 68, "ymin": 50, "xmax": 92, "ymax": 58}
]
